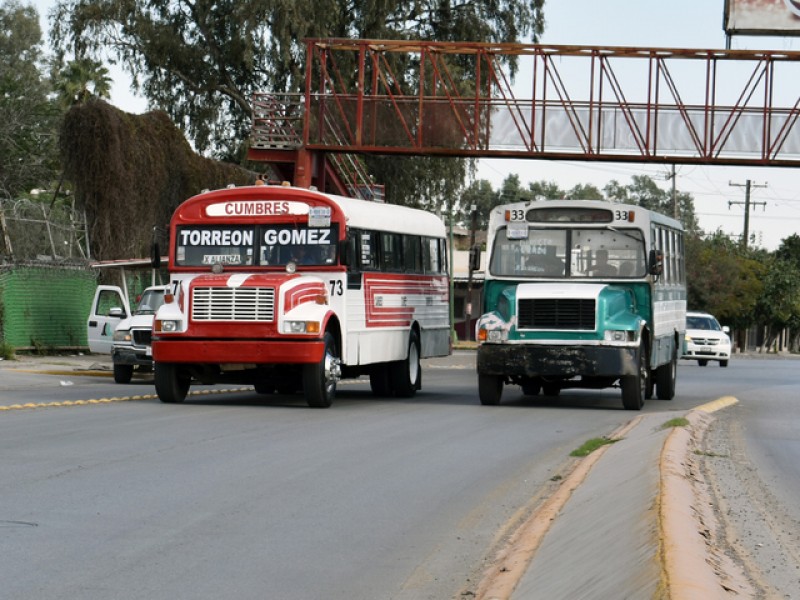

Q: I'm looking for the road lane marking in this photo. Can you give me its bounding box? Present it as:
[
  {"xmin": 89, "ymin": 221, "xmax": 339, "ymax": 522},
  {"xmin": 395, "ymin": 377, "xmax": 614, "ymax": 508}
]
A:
[{"xmin": 0, "ymin": 387, "xmax": 255, "ymax": 412}]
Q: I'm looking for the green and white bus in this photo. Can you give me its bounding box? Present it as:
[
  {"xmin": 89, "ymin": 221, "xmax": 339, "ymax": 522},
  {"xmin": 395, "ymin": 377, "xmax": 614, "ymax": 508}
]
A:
[{"xmin": 475, "ymin": 200, "xmax": 686, "ymax": 410}]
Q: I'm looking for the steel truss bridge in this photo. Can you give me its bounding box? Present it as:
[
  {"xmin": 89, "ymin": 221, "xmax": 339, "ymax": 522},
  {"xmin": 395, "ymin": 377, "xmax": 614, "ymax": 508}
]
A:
[{"xmin": 247, "ymin": 39, "xmax": 800, "ymax": 196}]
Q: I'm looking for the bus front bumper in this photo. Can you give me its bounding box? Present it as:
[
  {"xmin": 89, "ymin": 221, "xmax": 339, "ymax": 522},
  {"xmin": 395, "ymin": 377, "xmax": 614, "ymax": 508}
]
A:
[
  {"xmin": 152, "ymin": 338, "xmax": 325, "ymax": 365},
  {"xmin": 477, "ymin": 343, "xmax": 639, "ymax": 378}
]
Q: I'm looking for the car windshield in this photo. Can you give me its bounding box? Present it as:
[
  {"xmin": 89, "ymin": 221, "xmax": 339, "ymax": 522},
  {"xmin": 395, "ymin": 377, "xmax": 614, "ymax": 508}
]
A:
[
  {"xmin": 134, "ymin": 289, "xmax": 166, "ymax": 315},
  {"xmin": 686, "ymin": 315, "xmax": 721, "ymax": 331}
]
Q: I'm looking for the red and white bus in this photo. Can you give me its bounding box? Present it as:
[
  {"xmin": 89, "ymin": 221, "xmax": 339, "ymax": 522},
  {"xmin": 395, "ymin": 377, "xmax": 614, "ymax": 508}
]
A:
[{"xmin": 151, "ymin": 183, "xmax": 450, "ymax": 407}]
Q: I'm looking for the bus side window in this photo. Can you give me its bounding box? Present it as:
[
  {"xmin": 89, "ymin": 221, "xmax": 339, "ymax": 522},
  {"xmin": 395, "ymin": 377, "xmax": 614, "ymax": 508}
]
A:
[
  {"xmin": 404, "ymin": 235, "xmax": 422, "ymax": 273},
  {"xmin": 359, "ymin": 231, "xmax": 378, "ymax": 270},
  {"xmin": 381, "ymin": 232, "xmax": 403, "ymax": 271}
]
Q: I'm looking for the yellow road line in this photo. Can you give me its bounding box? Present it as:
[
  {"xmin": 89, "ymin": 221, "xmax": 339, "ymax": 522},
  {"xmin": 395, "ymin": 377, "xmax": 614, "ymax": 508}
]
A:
[{"xmin": 0, "ymin": 387, "xmax": 254, "ymax": 412}]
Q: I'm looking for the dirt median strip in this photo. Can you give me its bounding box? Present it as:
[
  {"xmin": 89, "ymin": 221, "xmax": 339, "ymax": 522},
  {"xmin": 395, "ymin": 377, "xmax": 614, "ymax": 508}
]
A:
[{"xmin": 472, "ymin": 415, "xmax": 645, "ymax": 600}]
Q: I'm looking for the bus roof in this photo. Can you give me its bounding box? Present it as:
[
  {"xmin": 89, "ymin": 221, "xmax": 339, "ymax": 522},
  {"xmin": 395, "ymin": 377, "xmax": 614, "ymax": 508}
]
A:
[
  {"xmin": 178, "ymin": 185, "xmax": 446, "ymax": 239},
  {"xmin": 489, "ymin": 199, "xmax": 684, "ymax": 231}
]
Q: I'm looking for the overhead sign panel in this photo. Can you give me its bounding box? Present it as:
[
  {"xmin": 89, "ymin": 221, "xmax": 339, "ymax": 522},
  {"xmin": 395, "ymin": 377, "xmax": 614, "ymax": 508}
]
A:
[{"xmin": 725, "ymin": 0, "xmax": 800, "ymax": 35}]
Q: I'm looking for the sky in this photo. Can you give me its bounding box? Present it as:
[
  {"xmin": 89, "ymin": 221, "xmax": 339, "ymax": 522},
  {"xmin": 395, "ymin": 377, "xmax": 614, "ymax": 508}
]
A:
[{"xmin": 31, "ymin": 0, "xmax": 800, "ymax": 251}]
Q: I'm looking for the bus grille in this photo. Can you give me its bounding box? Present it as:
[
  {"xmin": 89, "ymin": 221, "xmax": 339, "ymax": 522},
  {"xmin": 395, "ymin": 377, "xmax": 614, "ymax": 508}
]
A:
[
  {"xmin": 517, "ymin": 298, "xmax": 596, "ymax": 330},
  {"xmin": 191, "ymin": 287, "xmax": 276, "ymax": 322}
]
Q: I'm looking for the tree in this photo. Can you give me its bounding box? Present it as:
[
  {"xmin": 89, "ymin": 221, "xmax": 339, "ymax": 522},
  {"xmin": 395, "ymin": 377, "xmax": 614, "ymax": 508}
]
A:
[
  {"xmin": 50, "ymin": 0, "xmax": 546, "ymax": 205},
  {"xmin": 567, "ymin": 183, "xmax": 603, "ymax": 200},
  {"xmin": 53, "ymin": 57, "xmax": 112, "ymax": 107},
  {"xmin": 459, "ymin": 178, "xmax": 497, "ymax": 231},
  {"xmin": 0, "ymin": 0, "xmax": 59, "ymax": 200}
]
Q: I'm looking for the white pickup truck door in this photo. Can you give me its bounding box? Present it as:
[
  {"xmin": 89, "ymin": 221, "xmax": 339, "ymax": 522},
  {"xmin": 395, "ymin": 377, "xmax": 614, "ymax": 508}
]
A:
[{"xmin": 86, "ymin": 285, "xmax": 130, "ymax": 354}]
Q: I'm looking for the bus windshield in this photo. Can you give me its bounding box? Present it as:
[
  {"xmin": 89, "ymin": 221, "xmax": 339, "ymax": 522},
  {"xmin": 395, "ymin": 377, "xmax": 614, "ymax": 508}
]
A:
[
  {"xmin": 174, "ymin": 224, "xmax": 339, "ymax": 268},
  {"xmin": 489, "ymin": 227, "xmax": 646, "ymax": 278}
]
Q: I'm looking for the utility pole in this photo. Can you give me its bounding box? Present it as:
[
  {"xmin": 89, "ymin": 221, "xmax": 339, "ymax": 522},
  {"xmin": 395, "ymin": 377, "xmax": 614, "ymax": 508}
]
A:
[
  {"xmin": 465, "ymin": 204, "xmax": 477, "ymax": 342},
  {"xmin": 669, "ymin": 164, "xmax": 678, "ymax": 219},
  {"xmin": 729, "ymin": 180, "xmax": 767, "ymax": 249}
]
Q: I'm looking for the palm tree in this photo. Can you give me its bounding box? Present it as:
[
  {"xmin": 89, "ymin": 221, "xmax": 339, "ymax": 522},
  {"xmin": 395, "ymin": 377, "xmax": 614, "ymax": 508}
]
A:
[{"xmin": 53, "ymin": 58, "xmax": 112, "ymax": 108}]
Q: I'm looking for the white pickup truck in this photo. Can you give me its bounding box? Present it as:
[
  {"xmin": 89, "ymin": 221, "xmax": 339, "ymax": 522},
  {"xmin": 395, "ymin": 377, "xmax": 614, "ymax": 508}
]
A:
[{"xmin": 86, "ymin": 285, "xmax": 167, "ymax": 383}]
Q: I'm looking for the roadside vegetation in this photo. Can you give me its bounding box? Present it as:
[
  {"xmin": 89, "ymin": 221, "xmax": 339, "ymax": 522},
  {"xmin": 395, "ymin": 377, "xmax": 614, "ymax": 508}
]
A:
[{"xmin": 570, "ymin": 437, "xmax": 619, "ymax": 457}]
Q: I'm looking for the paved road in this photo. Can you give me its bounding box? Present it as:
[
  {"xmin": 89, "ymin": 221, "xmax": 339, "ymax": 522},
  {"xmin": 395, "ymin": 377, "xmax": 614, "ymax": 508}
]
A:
[{"xmin": 2, "ymin": 351, "xmax": 798, "ymax": 599}]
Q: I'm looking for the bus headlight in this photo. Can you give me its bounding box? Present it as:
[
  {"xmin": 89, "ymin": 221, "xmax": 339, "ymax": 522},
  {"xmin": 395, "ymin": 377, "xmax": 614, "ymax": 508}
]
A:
[
  {"xmin": 478, "ymin": 327, "xmax": 508, "ymax": 343},
  {"xmin": 604, "ymin": 330, "xmax": 637, "ymax": 343},
  {"xmin": 155, "ymin": 319, "xmax": 182, "ymax": 333},
  {"xmin": 283, "ymin": 320, "xmax": 321, "ymax": 334}
]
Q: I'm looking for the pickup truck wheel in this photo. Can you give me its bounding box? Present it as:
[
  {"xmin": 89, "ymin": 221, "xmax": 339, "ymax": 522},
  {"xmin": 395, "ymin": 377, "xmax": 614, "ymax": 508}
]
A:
[
  {"xmin": 113, "ymin": 363, "xmax": 134, "ymax": 384},
  {"xmin": 303, "ymin": 332, "xmax": 338, "ymax": 408},
  {"xmin": 155, "ymin": 362, "xmax": 190, "ymax": 403}
]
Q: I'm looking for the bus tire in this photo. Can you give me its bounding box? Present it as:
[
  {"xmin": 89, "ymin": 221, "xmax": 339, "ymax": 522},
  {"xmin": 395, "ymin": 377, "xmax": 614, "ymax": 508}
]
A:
[
  {"xmin": 542, "ymin": 383, "xmax": 560, "ymax": 397},
  {"xmin": 478, "ymin": 373, "xmax": 503, "ymax": 405},
  {"xmin": 521, "ymin": 382, "xmax": 540, "ymax": 396},
  {"xmin": 113, "ymin": 363, "xmax": 134, "ymax": 384},
  {"xmin": 254, "ymin": 381, "xmax": 274, "ymax": 394},
  {"xmin": 621, "ymin": 344, "xmax": 647, "ymax": 410},
  {"xmin": 391, "ymin": 330, "xmax": 420, "ymax": 398},
  {"xmin": 369, "ymin": 364, "xmax": 393, "ymax": 397},
  {"xmin": 155, "ymin": 362, "xmax": 189, "ymax": 404},
  {"xmin": 303, "ymin": 332, "xmax": 337, "ymax": 408},
  {"xmin": 656, "ymin": 350, "xmax": 677, "ymax": 400}
]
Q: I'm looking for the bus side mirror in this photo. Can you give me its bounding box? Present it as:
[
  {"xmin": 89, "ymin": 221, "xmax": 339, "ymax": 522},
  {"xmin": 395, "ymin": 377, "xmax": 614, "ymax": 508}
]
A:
[
  {"xmin": 470, "ymin": 245, "xmax": 481, "ymax": 272},
  {"xmin": 648, "ymin": 249, "xmax": 663, "ymax": 276},
  {"xmin": 338, "ymin": 239, "xmax": 350, "ymax": 267},
  {"xmin": 151, "ymin": 241, "xmax": 161, "ymax": 269}
]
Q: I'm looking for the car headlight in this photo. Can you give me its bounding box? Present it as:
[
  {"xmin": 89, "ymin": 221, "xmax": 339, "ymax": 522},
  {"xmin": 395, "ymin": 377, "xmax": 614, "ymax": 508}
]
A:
[
  {"xmin": 283, "ymin": 320, "xmax": 320, "ymax": 334},
  {"xmin": 155, "ymin": 319, "xmax": 182, "ymax": 333},
  {"xmin": 113, "ymin": 330, "xmax": 132, "ymax": 342}
]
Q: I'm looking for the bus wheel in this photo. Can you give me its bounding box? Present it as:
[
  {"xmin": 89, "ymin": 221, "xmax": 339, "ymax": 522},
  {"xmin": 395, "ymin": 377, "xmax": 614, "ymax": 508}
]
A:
[
  {"xmin": 155, "ymin": 362, "xmax": 190, "ymax": 404},
  {"xmin": 113, "ymin": 363, "xmax": 133, "ymax": 384},
  {"xmin": 254, "ymin": 381, "xmax": 274, "ymax": 394},
  {"xmin": 391, "ymin": 330, "xmax": 420, "ymax": 398},
  {"xmin": 369, "ymin": 364, "xmax": 393, "ymax": 397},
  {"xmin": 303, "ymin": 332, "xmax": 339, "ymax": 408},
  {"xmin": 656, "ymin": 350, "xmax": 677, "ymax": 400},
  {"xmin": 542, "ymin": 384, "xmax": 560, "ymax": 397},
  {"xmin": 621, "ymin": 345, "xmax": 647, "ymax": 410},
  {"xmin": 521, "ymin": 382, "xmax": 540, "ymax": 396},
  {"xmin": 478, "ymin": 373, "xmax": 503, "ymax": 405}
]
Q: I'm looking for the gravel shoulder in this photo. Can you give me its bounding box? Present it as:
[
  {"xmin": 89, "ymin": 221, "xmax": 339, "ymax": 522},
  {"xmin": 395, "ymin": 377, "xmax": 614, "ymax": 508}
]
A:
[{"xmin": 698, "ymin": 408, "xmax": 800, "ymax": 599}]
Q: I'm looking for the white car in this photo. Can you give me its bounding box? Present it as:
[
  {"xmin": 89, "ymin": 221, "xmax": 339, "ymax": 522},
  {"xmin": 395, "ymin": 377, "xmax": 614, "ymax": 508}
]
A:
[{"xmin": 682, "ymin": 311, "xmax": 731, "ymax": 367}]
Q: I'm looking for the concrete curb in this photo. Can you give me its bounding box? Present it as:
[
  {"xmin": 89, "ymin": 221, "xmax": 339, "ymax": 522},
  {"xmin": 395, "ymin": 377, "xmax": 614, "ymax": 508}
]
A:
[{"xmin": 659, "ymin": 396, "xmax": 743, "ymax": 600}]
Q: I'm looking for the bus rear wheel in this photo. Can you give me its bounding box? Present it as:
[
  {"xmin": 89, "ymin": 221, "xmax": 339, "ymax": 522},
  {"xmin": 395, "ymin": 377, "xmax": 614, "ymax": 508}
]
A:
[
  {"xmin": 621, "ymin": 344, "xmax": 647, "ymax": 410},
  {"xmin": 655, "ymin": 350, "xmax": 677, "ymax": 400},
  {"xmin": 303, "ymin": 332, "xmax": 338, "ymax": 408},
  {"xmin": 478, "ymin": 373, "xmax": 503, "ymax": 405},
  {"xmin": 390, "ymin": 330, "xmax": 420, "ymax": 398},
  {"xmin": 155, "ymin": 362, "xmax": 190, "ymax": 403},
  {"xmin": 369, "ymin": 364, "xmax": 393, "ymax": 397}
]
